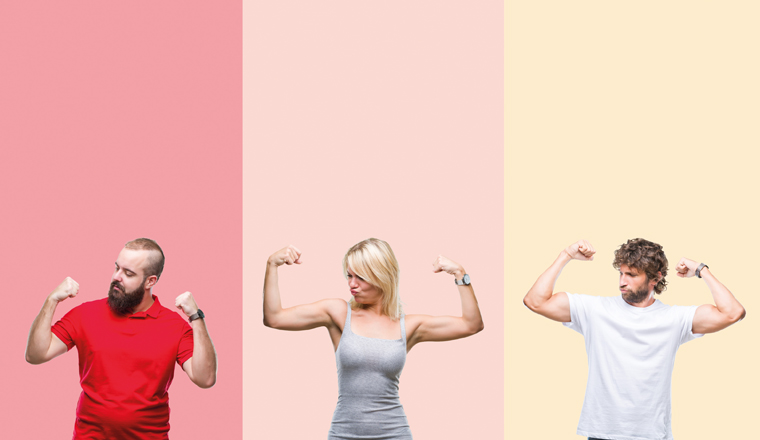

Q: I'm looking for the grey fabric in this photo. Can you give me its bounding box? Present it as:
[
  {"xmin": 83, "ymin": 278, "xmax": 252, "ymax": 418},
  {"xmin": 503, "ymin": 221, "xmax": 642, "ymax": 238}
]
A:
[{"xmin": 328, "ymin": 302, "xmax": 412, "ymax": 440}]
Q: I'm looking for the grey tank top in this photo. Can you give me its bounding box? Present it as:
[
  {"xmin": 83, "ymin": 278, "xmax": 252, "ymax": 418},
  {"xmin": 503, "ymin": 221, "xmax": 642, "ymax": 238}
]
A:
[{"xmin": 327, "ymin": 302, "xmax": 412, "ymax": 440}]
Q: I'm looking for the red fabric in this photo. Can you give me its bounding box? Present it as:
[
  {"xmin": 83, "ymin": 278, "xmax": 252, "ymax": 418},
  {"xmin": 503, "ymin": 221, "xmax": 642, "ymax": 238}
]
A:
[{"xmin": 52, "ymin": 295, "xmax": 193, "ymax": 440}]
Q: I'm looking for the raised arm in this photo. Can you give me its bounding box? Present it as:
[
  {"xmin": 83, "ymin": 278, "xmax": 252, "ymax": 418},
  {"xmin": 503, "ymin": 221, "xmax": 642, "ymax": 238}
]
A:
[
  {"xmin": 406, "ymin": 256, "xmax": 484, "ymax": 350},
  {"xmin": 675, "ymin": 258, "xmax": 746, "ymax": 334},
  {"xmin": 263, "ymin": 245, "xmax": 343, "ymax": 331},
  {"xmin": 25, "ymin": 277, "xmax": 77, "ymax": 364},
  {"xmin": 523, "ymin": 240, "xmax": 595, "ymax": 322},
  {"xmin": 176, "ymin": 292, "xmax": 217, "ymax": 389}
]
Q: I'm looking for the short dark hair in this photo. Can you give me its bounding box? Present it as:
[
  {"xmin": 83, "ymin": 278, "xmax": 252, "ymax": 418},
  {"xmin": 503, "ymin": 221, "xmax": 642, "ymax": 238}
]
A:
[
  {"xmin": 612, "ymin": 238, "xmax": 668, "ymax": 294},
  {"xmin": 124, "ymin": 238, "xmax": 165, "ymax": 280}
]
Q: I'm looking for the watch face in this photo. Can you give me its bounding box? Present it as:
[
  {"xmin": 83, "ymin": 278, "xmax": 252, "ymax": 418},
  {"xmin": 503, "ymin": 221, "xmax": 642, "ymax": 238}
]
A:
[{"xmin": 463, "ymin": 274, "xmax": 470, "ymax": 285}]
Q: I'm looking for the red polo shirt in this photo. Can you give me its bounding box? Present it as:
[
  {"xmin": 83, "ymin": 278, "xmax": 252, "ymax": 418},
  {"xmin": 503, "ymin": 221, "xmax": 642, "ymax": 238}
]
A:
[{"xmin": 51, "ymin": 295, "xmax": 193, "ymax": 440}]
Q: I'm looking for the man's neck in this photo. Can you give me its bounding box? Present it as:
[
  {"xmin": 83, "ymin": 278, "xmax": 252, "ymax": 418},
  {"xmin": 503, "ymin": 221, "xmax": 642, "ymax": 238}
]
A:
[
  {"xmin": 623, "ymin": 293, "xmax": 655, "ymax": 308},
  {"xmin": 131, "ymin": 291, "xmax": 155, "ymax": 314}
]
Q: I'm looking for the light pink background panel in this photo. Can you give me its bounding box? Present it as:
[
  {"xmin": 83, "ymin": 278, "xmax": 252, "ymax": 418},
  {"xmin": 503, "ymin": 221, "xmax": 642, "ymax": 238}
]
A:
[
  {"xmin": 244, "ymin": 1, "xmax": 503, "ymax": 439},
  {"xmin": 0, "ymin": 2, "xmax": 241, "ymax": 439}
]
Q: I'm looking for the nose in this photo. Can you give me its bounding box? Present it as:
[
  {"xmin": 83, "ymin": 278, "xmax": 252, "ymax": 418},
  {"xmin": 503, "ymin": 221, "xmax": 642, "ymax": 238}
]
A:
[
  {"xmin": 112, "ymin": 269, "xmax": 122, "ymax": 282},
  {"xmin": 349, "ymin": 277, "xmax": 358, "ymax": 288}
]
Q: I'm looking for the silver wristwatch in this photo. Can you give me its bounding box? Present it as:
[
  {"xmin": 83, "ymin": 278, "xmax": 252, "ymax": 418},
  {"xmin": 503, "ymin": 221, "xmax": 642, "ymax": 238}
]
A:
[
  {"xmin": 454, "ymin": 274, "xmax": 471, "ymax": 286},
  {"xmin": 696, "ymin": 263, "xmax": 709, "ymax": 278}
]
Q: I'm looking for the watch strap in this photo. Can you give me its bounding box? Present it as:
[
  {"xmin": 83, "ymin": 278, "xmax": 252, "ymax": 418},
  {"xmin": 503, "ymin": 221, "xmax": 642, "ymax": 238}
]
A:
[
  {"xmin": 454, "ymin": 274, "xmax": 471, "ymax": 286},
  {"xmin": 696, "ymin": 263, "xmax": 709, "ymax": 278},
  {"xmin": 189, "ymin": 309, "xmax": 205, "ymax": 322}
]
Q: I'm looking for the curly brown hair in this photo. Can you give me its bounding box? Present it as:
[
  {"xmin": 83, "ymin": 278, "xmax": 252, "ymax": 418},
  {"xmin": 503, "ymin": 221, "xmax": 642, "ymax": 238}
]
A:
[{"xmin": 612, "ymin": 238, "xmax": 668, "ymax": 294}]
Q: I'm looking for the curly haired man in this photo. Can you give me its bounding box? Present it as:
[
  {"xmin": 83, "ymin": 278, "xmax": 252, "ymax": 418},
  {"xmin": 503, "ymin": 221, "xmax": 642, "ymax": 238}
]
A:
[{"xmin": 523, "ymin": 238, "xmax": 745, "ymax": 440}]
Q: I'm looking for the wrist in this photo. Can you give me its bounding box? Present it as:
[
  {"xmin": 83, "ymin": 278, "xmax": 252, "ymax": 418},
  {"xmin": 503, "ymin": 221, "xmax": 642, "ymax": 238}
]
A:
[
  {"xmin": 454, "ymin": 267, "xmax": 466, "ymax": 280},
  {"xmin": 697, "ymin": 265, "xmax": 711, "ymax": 279},
  {"xmin": 454, "ymin": 273, "xmax": 471, "ymax": 286},
  {"xmin": 188, "ymin": 309, "xmax": 205, "ymax": 322}
]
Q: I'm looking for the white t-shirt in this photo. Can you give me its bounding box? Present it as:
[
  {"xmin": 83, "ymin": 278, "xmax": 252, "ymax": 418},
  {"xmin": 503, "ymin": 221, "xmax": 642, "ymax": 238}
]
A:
[{"xmin": 563, "ymin": 293, "xmax": 702, "ymax": 440}]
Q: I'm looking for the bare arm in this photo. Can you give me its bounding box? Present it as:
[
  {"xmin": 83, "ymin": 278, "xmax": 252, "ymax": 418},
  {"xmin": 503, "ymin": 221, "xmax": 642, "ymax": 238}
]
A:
[
  {"xmin": 176, "ymin": 292, "xmax": 217, "ymax": 389},
  {"xmin": 263, "ymin": 245, "xmax": 341, "ymax": 331},
  {"xmin": 675, "ymin": 259, "xmax": 746, "ymax": 334},
  {"xmin": 25, "ymin": 277, "xmax": 77, "ymax": 364},
  {"xmin": 523, "ymin": 240, "xmax": 595, "ymax": 322},
  {"xmin": 407, "ymin": 256, "xmax": 484, "ymax": 349}
]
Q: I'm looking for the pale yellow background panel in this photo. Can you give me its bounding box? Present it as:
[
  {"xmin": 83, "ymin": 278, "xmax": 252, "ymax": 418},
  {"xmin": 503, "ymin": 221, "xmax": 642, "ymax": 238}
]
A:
[{"xmin": 506, "ymin": 1, "xmax": 758, "ymax": 439}]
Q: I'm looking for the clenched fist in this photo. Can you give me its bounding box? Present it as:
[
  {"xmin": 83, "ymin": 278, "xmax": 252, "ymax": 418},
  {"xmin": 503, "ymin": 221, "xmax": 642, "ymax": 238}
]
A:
[
  {"xmin": 175, "ymin": 291, "xmax": 200, "ymax": 317},
  {"xmin": 268, "ymin": 245, "xmax": 303, "ymax": 267},
  {"xmin": 564, "ymin": 240, "xmax": 596, "ymax": 261},
  {"xmin": 675, "ymin": 257, "xmax": 700, "ymax": 278},
  {"xmin": 432, "ymin": 255, "xmax": 465, "ymax": 279},
  {"xmin": 50, "ymin": 277, "xmax": 79, "ymax": 303}
]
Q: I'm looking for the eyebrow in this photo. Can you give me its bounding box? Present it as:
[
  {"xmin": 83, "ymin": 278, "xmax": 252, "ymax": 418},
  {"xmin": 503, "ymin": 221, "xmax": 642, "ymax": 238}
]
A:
[{"xmin": 115, "ymin": 262, "xmax": 137, "ymax": 275}]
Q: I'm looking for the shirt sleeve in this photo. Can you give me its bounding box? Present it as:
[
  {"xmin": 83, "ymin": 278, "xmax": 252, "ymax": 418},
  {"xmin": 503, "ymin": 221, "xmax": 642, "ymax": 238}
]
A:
[
  {"xmin": 679, "ymin": 304, "xmax": 704, "ymax": 345},
  {"xmin": 177, "ymin": 321, "xmax": 194, "ymax": 366},
  {"xmin": 562, "ymin": 292, "xmax": 588, "ymax": 336},
  {"xmin": 51, "ymin": 306, "xmax": 80, "ymax": 351}
]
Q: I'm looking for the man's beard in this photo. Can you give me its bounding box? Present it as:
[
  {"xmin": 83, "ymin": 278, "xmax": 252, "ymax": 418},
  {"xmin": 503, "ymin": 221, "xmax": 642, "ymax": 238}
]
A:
[
  {"xmin": 108, "ymin": 280, "xmax": 145, "ymax": 315},
  {"xmin": 622, "ymin": 285, "xmax": 651, "ymax": 305}
]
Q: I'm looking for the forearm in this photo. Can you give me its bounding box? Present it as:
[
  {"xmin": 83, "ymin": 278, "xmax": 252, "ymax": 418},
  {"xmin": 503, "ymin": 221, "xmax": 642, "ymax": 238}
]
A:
[
  {"xmin": 25, "ymin": 297, "xmax": 58, "ymax": 364},
  {"xmin": 189, "ymin": 319, "xmax": 217, "ymax": 388},
  {"xmin": 523, "ymin": 251, "xmax": 572, "ymax": 310},
  {"xmin": 456, "ymin": 283, "xmax": 484, "ymax": 333},
  {"xmin": 263, "ymin": 262, "xmax": 284, "ymax": 327},
  {"xmin": 700, "ymin": 268, "xmax": 746, "ymax": 322}
]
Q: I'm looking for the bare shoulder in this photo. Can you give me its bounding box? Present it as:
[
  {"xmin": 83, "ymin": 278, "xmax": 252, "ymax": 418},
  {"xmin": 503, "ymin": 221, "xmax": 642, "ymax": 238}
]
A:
[{"xmin": 320, "ymin": 298, "xmax": 348, "ymax": 327}]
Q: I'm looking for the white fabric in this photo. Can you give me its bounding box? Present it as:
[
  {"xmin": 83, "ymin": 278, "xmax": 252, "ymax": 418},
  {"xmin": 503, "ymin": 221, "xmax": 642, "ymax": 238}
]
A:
[{"xmin": 563, "ymin": 293, "xmax": 702, "ymax": 440}]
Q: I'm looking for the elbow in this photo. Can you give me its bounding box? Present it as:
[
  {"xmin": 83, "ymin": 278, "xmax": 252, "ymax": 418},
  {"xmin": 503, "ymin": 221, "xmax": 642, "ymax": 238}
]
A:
[
  {"xmin": 474, "ymin": 321, "xmax": 485, "ymax": 334},
  {"xmin": 25, "ymin": 351, "xmax": 42, "ymax": 365},
  {"xmin": 198, "ymin": 375, "xmax": 216, "ymax": 389},
  {"xmin": 263, "ymin": 311, "xmax": 284, "ymax": 329},
  {"xmin": 730, "ymin": 307, "xmax": 747, "ymax": 324},
  {"xmin": 263, "ymin": 315, "xmax": 278, "ymax": 329},
  {"xmin": 467, "ymin": 319, "xmax": 484, "ymax": 336},
  {"xmin": 193, "ymin": 367, "xmax": 217, "ymax": 389},
  {"xmin": 523, "ymin": 296, "xmax": 539, "ymax": 313}
]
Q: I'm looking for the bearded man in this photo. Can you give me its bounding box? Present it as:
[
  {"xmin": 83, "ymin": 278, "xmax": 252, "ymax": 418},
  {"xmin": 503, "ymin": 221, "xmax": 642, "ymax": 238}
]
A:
[
  {"xmin": 25, "ymin": 238, "xmax": 217, "ymax": 439},
  {"xmin": 523, "ymin": 238, "xmax": 745, "ymax": 440}
]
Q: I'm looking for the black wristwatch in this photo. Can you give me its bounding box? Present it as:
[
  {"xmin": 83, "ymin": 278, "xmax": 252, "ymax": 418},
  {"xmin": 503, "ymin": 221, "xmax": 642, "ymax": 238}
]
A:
[{"xmin": 189, "ymin": 309, "xmax": 205, "ymax": 322}]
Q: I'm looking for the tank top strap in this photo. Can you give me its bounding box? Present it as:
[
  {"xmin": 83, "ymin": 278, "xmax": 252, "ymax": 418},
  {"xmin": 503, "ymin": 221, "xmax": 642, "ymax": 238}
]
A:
[
  {"xmin": 399, "ymin": 313, "xmax": 407, "ymax": 344},
  {"xmin": 343, "ymin": 300, "xmax": 352, "ymax": 334}
]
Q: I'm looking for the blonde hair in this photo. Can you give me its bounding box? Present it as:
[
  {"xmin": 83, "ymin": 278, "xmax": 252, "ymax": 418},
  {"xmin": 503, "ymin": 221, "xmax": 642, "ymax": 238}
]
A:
[{"xmin": 343, "ymin": 238, "xmax": 402, "ymax": 320}]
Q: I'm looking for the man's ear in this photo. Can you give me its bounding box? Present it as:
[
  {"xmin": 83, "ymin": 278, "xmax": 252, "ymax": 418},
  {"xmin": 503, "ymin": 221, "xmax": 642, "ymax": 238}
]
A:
[{"xmin": 145, "ymin": 275, "xmax": 158, "ymax": 290}]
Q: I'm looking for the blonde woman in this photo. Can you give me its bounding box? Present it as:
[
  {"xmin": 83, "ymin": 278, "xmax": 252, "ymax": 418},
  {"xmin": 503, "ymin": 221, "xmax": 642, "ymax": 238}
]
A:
[{"xmin": 263, "ymin": 238, "xmax": 484, "ymax": 440}]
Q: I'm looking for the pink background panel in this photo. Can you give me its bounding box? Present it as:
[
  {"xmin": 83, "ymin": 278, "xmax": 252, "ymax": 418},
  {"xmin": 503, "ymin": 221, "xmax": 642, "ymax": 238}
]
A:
[
  {"xmin": 0, "ymin": 2, "xmax": 241, "ymax": 439},
  {"xmin": 243, "ymin": 1, "xmax": 503, "ymax": 439}
]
